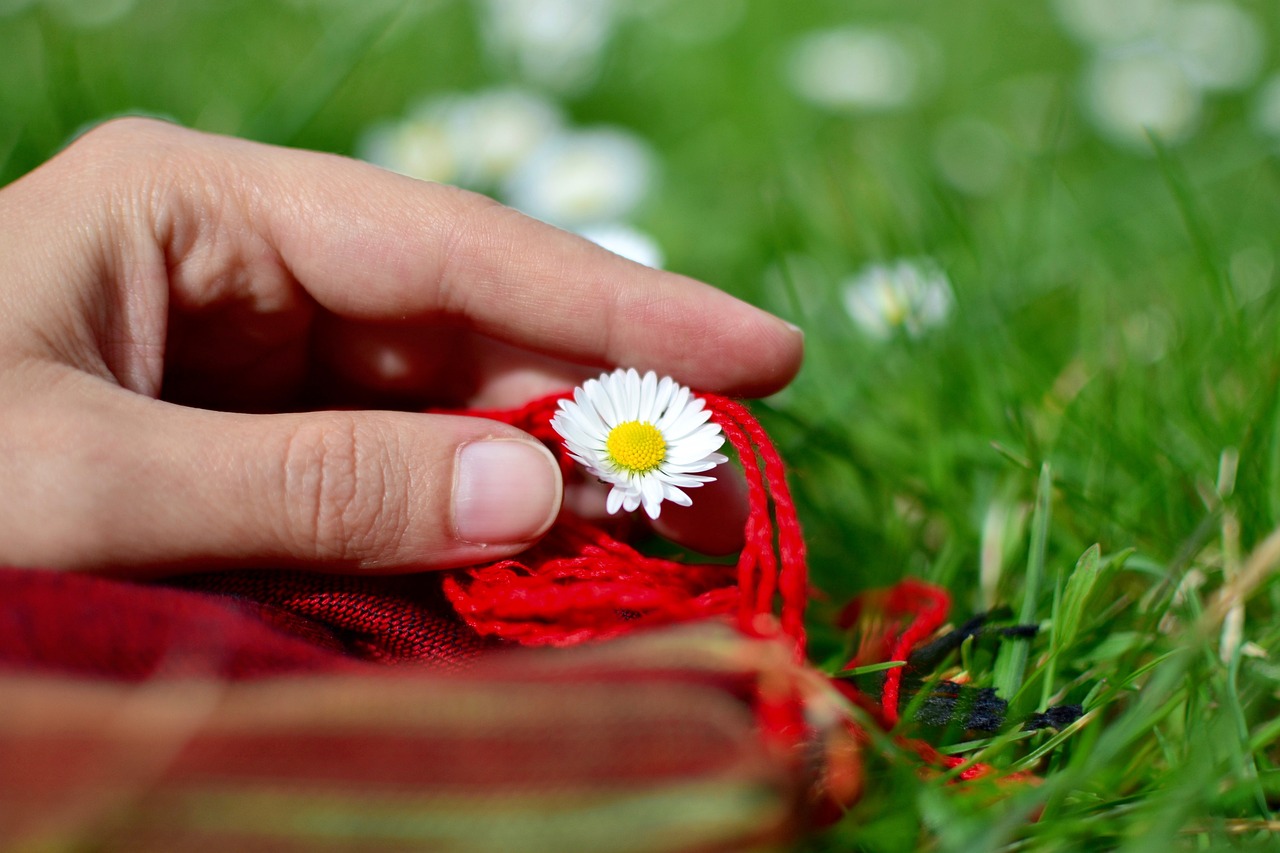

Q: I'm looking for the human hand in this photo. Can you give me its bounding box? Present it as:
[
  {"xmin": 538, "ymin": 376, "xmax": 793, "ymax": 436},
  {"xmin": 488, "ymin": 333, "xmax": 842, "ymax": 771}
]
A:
[{"xmin": 0, "ymin": 119, "xmax": 802, "ymax": 575}]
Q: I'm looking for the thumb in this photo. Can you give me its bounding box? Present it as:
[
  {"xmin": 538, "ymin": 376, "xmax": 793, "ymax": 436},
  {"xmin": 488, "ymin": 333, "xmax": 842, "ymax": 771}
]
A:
[{"xmin": 6, "ymin": 378, "xmax": 562, "ymax": 574}]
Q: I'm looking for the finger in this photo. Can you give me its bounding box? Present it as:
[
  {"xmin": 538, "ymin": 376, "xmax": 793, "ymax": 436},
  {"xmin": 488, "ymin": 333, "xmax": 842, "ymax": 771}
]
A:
[
  {"xmin": 3, "ymin": 369, "xmax": 562, "ymax": 575},
  {"xmin": 117, "ymin": 121, "xmax": 802, "ymax": 397},
  {"xmin": 307, "ymin": 319, "xmax": 475, "ymax": 407},
  {"xmin": 311, "ymin": 319, "xmax": 596, "ymax": 409},
  {"xmin": 273, "ymin": 172, "xmax": 802, "ymax": 395}
]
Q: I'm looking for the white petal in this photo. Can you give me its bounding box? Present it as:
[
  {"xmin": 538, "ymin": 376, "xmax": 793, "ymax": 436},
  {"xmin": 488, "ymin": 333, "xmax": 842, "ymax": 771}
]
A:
[
  {"xmin": 663, "ymin": 405, "xmax": 711, "ymax": 436},
  {"xmin": 661, "ymin": 483, "xmax": 692, "ymax": 506},
  {"xmin": 664, "ymin": 452, "xmax": 717, "ymax": 469},
  {"xmin": 638, "ymin": 370, "xmax": 658, "ymax": 421},
  {"xmin": 639, "ymin": 473, "xmax": 664, "ymax": 510},
  {"xmin": 659, "ymin": 385, "xmax": 691, "ymax": 427},
  {"xmin": 566, "ymin": 451, "xmax": 597, "ymax": 469},
  {"xmin": 569, "ymin": 422, "xmax": 608, "ymax": 454},
  {"xmin": 641, "ymin": 488, "xmax": 663, "ymax": 519},
  {"xmin": 569, "ymin": 390, "xmax": 609, "ymax": 436},
  {"xmin": 622, "ymin": 489, "xmax": 642, "ymax": 512},
  {"xmin": 658, "ymin": 473, "xmax": 714, "ymax": 488},
  {"xmin": 666, "ymin": 459, "xmax": 722, "ymax": 475},
  {"xmin": 665, "ymin": 439, "xmax": 725, "ymax": 465},
  {"xmin": 659, "ymin": 459, "xmax": 720, "ymax": 475},
  {"xmin": 585, "ymin": 377, "xmax": 617, "ymax": 426},
  {"xmin": 605, "ymin": 486, "xmax": 626, "ymax": 515},
  {"xmin": 553, "ymin": 415, "xmax": 597, "ymax": 449},
  {"xmin": 653, "ymin": 375, "xmax": 676, "ymax": 417},
  {"xmin": 623, "ymin": 368, "xmax": 643, "ymax": 415},
  {"xmin": 605, "ymin": 369, "xmax": 636, "ymax": 422}
]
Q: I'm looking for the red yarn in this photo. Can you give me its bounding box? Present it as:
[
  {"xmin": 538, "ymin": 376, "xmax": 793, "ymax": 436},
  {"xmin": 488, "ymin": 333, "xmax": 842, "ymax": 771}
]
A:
[
  {"xmin": 837, "ymin": 579, "xmax": 951, "ymax": 725},
  {"xmin": 828, "ymin": 580, "xmax": 1028, "ymax": 791},
  {"xmin": 442, "ymin": 389, "xmax": 809, "ymax": 660}
]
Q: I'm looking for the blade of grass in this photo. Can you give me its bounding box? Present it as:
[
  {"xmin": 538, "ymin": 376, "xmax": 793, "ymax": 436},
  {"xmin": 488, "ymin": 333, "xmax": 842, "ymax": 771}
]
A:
[
  {"xmin": 832, "ymin": 660, "xmax": 906, "ymax": 678},
  {"xmin": 243, "ymin": 4, "xmax": 426, "ymax": 144},
  {"xmin": 993, "ymin": 462, "xmax": 1051, "ymax": 707},
  {"xmin": 1148, "ymin": 133, "xmax": 1240, "ymax": 332}
]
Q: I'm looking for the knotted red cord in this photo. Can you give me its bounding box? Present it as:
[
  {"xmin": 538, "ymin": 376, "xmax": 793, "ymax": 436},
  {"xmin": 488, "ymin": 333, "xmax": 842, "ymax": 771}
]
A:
[
  {"xmin": 837, "ymin": 579, "xmax": 951, "ymax": 725},
  {"xmin": 441, "ymin": 390, "xmax": 809, "ymax": 660}
]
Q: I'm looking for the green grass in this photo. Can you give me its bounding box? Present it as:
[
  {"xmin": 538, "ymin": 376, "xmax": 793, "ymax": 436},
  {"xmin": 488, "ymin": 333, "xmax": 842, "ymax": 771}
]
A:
[{"xmin": 6, "ymin": 1, "xmax": 1280, "ymax": 849}]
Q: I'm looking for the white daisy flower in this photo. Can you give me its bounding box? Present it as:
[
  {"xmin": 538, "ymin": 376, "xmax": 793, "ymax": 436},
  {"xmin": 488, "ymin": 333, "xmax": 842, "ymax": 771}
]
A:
[
  {"xmin": 1166, "ymin": 1, "xmax": 1264, "ymax": 94},
  {"xmin": 576, "ymin": 222, "xmax": 665, "ymax": 269},
  {"xmin": 785, "ymin": 26, "xmax": 922, "ymax": 112},
  {"xmin": 841, "ymin": 257, "xmax": 955, "ymax": 340},
  {"xmin": 479, "ymin": 0, "xmax": 618, "ymax": 93},
  {"xmin": 550, "ymin": 369, "xmax": 728, "ymax": 520},
  {"xmin": 445, "ymin": 88, "xmax": 564, "ymax": 187},
  {"xmin": 1052, "ymin": 0, "xmax": 1172, "ymax": 48},
  {"xmin": 1252, "ymin": 72, "xmax": 1280, "ymax": 139},
  {"xmin": 503, "ymin": 128, "xmax": 656, "ymax": 228},
  {"xmin": 42, "ymin": 0, "xmax": 136, "ymax": 28},
  {"xmin": 356, "ymin": 114, "xmax": 460, "ymax": 185},
  {"xmin": 1082, "ymin": 47, "xmax": 1202, "ymax": 149}
]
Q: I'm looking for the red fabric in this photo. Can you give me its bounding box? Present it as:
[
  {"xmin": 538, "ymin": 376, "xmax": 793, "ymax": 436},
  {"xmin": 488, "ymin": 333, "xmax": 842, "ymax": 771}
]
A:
[
  {"xmin": 0, "ymin": 623, "xmax": 817, "ymax": 851},
  {"xmin": 172, "ymin": 569, "xmax": 497, "ymax": 667},
  {"xmin": 0, "ymin": 567, "xmax": 362, "ymax": 680}
]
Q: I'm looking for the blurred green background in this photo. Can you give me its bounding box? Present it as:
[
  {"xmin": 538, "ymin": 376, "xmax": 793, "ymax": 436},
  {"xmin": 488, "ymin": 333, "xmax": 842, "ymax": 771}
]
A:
[{"xmin": 7, "ymin": 1, "xmax": 1280, "ymax": 849}]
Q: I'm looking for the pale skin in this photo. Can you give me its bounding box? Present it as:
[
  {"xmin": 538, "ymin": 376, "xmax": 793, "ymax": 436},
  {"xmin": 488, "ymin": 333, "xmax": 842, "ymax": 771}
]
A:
[{"xmin": 0, "ymin": 119, "xmax": 803, "ymax": 576}]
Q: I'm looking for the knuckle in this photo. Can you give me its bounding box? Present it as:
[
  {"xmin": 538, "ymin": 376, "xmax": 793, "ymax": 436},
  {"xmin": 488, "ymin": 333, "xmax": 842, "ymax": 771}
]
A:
[
  {"xmin": 43, "ymin": 117, "xmax": 188, "ymax": 228},
  {"xmin": 74, "ymin": 115, "xmax": 172, "ymax": 148},
  {"xmin": 280, "ymin": 416, "xmax": 408, "ymax": 564},
  {"xmin": 59, "ymin": 117, "xmax": 177, "ymax": 176}
]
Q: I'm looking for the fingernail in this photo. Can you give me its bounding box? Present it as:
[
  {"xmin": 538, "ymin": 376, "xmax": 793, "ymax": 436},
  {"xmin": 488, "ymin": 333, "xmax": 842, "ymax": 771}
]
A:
[
  {"xmin": 783, "ymin": 320, "xmax": 805, "ymax": 338},
  {"xmin": 453, "ymin": 440, "xmax": 562, "ymax": 545}
]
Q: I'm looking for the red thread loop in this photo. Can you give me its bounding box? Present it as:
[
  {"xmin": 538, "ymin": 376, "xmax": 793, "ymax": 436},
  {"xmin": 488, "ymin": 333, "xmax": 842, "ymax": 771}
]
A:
[
  {"xmin": 836, "ymin": 579, "xmax": 951, "ymax": 726},
  {"xmin": 442, "ymin": 389, "xmax": 808, "ymax": 658}
]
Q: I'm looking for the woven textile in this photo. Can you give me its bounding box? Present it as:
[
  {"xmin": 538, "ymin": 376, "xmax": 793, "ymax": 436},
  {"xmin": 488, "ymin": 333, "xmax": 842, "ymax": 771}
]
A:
[{"xmin": 0, "ymin": 614, "xmax": 820, "ymax": 851}]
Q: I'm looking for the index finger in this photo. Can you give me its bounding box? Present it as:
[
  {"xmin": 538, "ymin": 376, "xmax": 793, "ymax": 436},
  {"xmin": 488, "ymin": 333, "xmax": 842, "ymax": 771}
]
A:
[{"xmin": 194, "ymin": 125, "xmax": 803, "ymax": 396}]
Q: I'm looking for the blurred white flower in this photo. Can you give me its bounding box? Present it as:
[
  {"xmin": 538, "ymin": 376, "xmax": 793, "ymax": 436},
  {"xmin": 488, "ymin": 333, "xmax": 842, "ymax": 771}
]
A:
[
  {"xmin": 0, "ymin": 0, "xmax": 37, "ymax": 16},
  {"xmin": 356, "ymin": 112, "xmax": 460, "ymax": 184},
  {"xmin": 358, "ymin": 89, "xmax": 664, "ymax": 264},
  {"xmin": 1253, "ymin": 73, "xmax": 1280, "ymax": 139},
  {"xmin": 1053, "ymin": 0, "xmax": 1172, "ymax": 47},
  {"xmin": 1083, "ymin": 47, "xmax": 1201, "ymax": 149},
  {"xmin": 1166, "ymin": 1, "xmax": 1264, "ymax": 93},
  {"xmin": 356, "ymin": 88, "xmax": 562, "ymax": 189},
  {"xmin": 40, "ymin": 0, "xmax": 135, "ymax": 26},
  {"xmin": 1121, "ymin": 309, "xmax": 1175, "ymax": 363},
  {"xmin": 785, "ymin": 27, "xmax": 920, "ymax": 112},
  {"xmin": 577, "ymin": 222, "xmax": 665, "ymax": 269},
  {"xmin": 480, "ymin": 0, "xmax": 617, "ymax": 93},
  {"xmin": 1062, "ymin": 0, "xmax": 1262, "ymax": 149},
  {"xmin": 635, "ymin": 0, "xmax": 746, "ymax": 45},
  {"xmin": 444, "ymin": 88, "xmax": 564, "ymax": 186},
  {"xmin": 503, "ymin": 128, "xmax": 656, "ymax": 228},
  {"xmin": 932, "ymin": 117, "xmax": 1011, "ymax": 196},
  {"xmin": 1229, "ymin": 245, "xmax": 1274, "ymax": 303},
  {"xmin": 841, "ymin": 258, "xmax": 955, "ymax": 340}
]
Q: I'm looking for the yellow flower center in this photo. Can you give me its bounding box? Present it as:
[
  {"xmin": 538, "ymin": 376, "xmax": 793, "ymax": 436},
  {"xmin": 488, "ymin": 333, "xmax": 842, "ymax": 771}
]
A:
[{"xmin": 606, "ymin": 420, "xmax": 666, "ymax": 474}]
